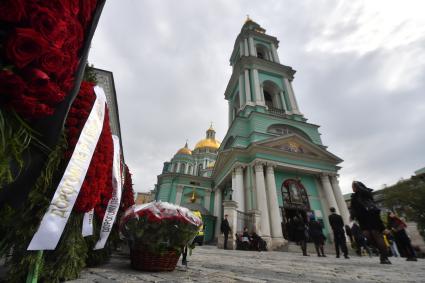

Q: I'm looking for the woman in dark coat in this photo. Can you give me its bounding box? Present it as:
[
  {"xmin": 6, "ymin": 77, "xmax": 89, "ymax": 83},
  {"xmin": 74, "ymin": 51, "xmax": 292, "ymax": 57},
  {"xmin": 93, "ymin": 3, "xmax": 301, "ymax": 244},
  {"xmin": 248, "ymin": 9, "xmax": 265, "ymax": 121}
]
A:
[
  {"xmin": 387, "ymin": 212, "xmax": 417, "ymax": 261},
  {"xmin": 308, "ymin": 216, "xmax": 326, "ymax": 257},
  {"xmin": 293, "ymin": 215, "xmax": 309, "ymax": 256},
  {"xmin": 350, "ymin": 181, "xmax": 391, "ymax": 264}
]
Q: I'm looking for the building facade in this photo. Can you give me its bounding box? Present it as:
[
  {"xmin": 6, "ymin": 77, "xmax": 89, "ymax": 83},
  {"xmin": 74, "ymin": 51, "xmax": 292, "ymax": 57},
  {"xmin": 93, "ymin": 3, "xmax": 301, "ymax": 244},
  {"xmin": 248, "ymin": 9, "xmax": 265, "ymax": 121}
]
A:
[{"xmin": 155, "ymin": 19, "xmax": 349, "ymax": 250}]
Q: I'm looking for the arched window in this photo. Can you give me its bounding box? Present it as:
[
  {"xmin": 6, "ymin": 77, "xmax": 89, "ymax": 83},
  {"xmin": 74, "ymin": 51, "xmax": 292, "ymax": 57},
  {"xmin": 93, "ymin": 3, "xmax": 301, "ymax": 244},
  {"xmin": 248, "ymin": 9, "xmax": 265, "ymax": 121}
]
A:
[
  {"xmin": 180, "ymin": 163, "xmax": 186, "ymax": 174},
  {"xmin": 264, "ymin": 90, "xmax": 273, "ymax": 109},
  {"xmin": 262, "ymin": 80, "xmax": 283, "ymax": 110},
  {"xmin": 256, "ymin": 44, "xmax": 270, "ymax": 61},
  {"xmin": 281, "ymin": 179, "xmax": 310, "ymax": 210},
  {"xmin": 197, "ymin": 164, "xmax": 203, "ymax": 176}
]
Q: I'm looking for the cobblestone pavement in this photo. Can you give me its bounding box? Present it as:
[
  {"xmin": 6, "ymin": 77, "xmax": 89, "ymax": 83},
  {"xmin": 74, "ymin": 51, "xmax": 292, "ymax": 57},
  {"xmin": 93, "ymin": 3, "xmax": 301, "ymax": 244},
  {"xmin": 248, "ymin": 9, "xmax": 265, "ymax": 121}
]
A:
[{"xmin": 69, "ymin": 245, "xmax": 425, "ymax": 283}]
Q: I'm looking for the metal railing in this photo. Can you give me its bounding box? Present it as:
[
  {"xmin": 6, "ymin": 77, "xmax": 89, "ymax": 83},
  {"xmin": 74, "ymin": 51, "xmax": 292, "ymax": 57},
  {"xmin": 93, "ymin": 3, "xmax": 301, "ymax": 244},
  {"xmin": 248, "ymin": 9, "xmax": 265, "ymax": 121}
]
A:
[{"xmin": 267, "ymin": 107, "xmax": 286, "ymax": 117}]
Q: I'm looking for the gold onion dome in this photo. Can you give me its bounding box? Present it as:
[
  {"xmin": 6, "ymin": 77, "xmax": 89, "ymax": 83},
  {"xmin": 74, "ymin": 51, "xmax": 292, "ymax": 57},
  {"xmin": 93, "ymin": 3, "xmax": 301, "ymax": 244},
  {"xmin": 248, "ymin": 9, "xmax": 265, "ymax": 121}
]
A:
[
  {"xmin": 194, "ymin": 138, "xmax": 220, "ymax": 150},
  {"xmin": 176, "ymin": 142, "xmax": 192, "ymax": 155}
]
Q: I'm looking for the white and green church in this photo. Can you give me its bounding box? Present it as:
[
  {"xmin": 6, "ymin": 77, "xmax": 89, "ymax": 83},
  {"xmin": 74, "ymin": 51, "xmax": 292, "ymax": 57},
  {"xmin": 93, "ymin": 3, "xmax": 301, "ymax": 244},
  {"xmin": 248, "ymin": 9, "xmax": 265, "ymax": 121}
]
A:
[{"xmin": 154, "ymin": 19, "xmax": 350, "ymax": 250}]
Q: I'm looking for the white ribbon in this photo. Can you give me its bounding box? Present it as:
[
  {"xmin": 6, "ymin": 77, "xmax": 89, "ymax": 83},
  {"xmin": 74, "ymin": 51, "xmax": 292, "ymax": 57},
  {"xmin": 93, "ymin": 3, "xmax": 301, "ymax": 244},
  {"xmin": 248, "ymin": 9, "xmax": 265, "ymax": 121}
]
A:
[
  {"xmin": 82, "ymin": 209, "xmax": 94, "ymax": 237},
  {"xmin": 94, "ymin": 135, "xmax": 122, "ymax": 250},
  {"xmin": 28, "ymin": 86, "xmax": 106, "ymax": 250}
]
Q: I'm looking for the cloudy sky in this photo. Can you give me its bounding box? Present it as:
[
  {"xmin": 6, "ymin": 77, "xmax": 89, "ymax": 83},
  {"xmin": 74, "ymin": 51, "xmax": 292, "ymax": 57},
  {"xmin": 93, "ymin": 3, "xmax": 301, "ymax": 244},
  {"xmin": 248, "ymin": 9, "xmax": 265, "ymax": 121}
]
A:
[{"xmin": 89, "ymin": 0, "xmax": 425, "ymax": 194}]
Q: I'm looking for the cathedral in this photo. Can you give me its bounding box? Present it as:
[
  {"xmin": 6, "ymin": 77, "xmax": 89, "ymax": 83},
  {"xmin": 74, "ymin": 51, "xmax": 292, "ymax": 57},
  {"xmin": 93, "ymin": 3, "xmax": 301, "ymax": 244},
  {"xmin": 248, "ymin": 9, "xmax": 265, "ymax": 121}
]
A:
[{"xmin": 154, "ymin": 18, "xmax": 349, "ymax": 250}]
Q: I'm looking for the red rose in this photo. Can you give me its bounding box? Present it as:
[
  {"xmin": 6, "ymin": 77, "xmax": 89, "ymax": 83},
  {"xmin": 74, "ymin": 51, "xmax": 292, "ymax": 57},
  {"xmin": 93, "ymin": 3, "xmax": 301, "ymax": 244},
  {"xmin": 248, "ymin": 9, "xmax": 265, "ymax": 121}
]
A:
[
  {"xmin": 64, "ymin": 18, "xmax": 83, "ymax": 49},
  {"xmin": 0, "ymin": 0, "xmax": 26, "ymax": 23},
  {"xmin": 31, "ymin": 82, "xmax": 65, "ymax": 106},
  {"xmin": 6, "ymin": 28, "xmax": 49, "ymax": 68},
  {"xmin": 0, "ymin": 70, "xmax": 26, "ymax": 102},
  {"xmin": 22, "ymin": 68, "xmax": 50, "ymax": 88},
  {"xmin": 30, "ymin": 6, "xmax": 68, "ymax": 49},
  {"xmin": 38, "ymin": 48, "xmax": 65, "ymax": 76}
]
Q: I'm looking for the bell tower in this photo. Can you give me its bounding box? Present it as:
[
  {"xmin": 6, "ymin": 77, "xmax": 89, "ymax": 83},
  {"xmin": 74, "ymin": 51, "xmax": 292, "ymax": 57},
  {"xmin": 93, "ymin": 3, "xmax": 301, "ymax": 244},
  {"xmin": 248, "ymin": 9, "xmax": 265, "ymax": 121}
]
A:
[{"xmin": 225, "ymin": 17, "xmax": 302, "ymax": 128}]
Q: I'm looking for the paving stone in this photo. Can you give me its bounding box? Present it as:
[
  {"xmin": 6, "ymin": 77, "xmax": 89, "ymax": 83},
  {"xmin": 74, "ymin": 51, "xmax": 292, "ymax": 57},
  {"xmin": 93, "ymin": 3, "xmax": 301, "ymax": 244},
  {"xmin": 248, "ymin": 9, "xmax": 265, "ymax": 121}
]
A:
[{"xmin": 68, "ymin": 245, "xmax": 425, "ymax": 283}]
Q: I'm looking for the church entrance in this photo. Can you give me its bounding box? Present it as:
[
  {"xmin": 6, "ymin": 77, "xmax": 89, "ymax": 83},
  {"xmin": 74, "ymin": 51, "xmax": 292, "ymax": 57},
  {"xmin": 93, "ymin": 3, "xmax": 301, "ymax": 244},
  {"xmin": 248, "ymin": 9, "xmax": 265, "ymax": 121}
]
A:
[{"xmin": 280, "ymin": 179, "xmax": 311, "ymax": 241}]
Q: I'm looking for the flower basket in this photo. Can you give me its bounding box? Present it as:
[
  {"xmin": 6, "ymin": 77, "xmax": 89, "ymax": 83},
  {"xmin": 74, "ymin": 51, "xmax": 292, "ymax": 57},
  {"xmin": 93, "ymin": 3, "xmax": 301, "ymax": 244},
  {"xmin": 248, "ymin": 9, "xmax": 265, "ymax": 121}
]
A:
[
  {"xmin": 120, "ymin": 202, "xmax": 202, "ymax": 271},
  {"xmin": 130, "ymin": 246, "xmax": 180, "ymax": 271}
]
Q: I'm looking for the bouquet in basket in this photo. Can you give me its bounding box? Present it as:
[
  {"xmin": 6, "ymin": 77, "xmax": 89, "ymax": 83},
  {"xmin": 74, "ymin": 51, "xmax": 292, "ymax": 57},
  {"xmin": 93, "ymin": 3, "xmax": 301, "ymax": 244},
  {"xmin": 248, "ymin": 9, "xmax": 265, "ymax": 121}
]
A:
[{"xmin": 120, "ymin": 201, "xmax": 202, "ymax": 255}]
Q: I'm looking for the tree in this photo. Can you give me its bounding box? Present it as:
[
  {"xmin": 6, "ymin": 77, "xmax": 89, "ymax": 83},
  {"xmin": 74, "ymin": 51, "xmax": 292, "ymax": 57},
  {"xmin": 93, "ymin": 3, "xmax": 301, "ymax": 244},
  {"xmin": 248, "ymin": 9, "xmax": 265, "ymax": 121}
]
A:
[{"xmin": 382, "ymin": 175, "xmax": 425, "ymax": 240}]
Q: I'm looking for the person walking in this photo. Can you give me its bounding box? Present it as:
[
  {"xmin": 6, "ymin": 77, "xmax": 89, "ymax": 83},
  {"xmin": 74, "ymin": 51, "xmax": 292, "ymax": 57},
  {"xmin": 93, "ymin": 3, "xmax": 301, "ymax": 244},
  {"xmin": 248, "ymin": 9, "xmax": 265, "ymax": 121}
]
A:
[
  {"xmin": 387, "ymin": 212, "xmax": 417, "ymax": 261},
  {"xmin": 350, "ymin": 181, "xmax": 391, "ymax": 264},
  {"xmin": 308, "ymin": 216, "xmax": 326, "ymax": 257},
  {"xmin": 220, "ymin": 214, "xmax": 231, "ymax": 249},
  {"xmin": 351, "ymin": 219, "xmax": 372, "ymax": 256},
  {"xmin": 328, "ymin": 207, "xmax": 349, "ymax": 259},
  {"xmin": 293, "ymin": 215, "xmax": 309, "ymax": 256}
]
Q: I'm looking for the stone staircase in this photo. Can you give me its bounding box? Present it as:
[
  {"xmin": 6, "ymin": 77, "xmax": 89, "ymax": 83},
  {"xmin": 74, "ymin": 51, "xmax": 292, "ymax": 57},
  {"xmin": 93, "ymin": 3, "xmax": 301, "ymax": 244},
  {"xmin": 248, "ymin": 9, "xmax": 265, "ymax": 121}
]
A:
[{"xmin": 284, "ymin": 242, "xmax": 355, "ymax": 255}]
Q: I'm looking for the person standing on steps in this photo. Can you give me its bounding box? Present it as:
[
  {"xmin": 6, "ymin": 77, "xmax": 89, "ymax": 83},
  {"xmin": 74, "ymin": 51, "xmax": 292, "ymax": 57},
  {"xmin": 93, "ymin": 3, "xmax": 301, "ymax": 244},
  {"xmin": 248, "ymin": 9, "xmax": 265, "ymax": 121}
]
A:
[
  {"xmin": 293, "ymin": 215, "xmax": 309, "ymax": 256},
  {"xmin": 308, "ymin": 215, "xmax": 326, "ymax": 257},
  {"xmin": 350, "ymin": 181, "xmax": 391, "ymax": 264},
  {"xmin": 328, "ymin": 207, "xmax": 349, "ymax": 259},
  {"xmin": 221, "ymin": 214, "xmax": 231, "ymax": 249}
]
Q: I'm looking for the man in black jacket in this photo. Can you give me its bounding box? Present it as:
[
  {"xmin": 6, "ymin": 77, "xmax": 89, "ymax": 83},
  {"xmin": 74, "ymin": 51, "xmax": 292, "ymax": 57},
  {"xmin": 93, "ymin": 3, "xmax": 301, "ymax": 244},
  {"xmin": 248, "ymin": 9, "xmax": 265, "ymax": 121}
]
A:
[
  {"xmin": 221, "ymin": 214, "xmax": 231, "ymax": 249},
  {"xmin": 328, "ymin": 207, "xmax": 349, "ymax": 258}
]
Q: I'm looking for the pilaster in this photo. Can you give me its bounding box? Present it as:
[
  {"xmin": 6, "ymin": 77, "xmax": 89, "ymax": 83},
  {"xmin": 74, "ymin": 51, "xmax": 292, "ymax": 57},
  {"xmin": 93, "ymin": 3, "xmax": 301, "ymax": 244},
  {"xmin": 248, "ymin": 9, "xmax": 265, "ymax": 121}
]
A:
[
  {"xmin": 234, "ymin": 166, "xmax": 245, "ymax": 212},
  {"xmin": 214, "ymin": 188, "xmax": 222, "ymax": 239},
  {"xmin": 244, "ymin": 69, "xmax": 251, "ymax": 103}
]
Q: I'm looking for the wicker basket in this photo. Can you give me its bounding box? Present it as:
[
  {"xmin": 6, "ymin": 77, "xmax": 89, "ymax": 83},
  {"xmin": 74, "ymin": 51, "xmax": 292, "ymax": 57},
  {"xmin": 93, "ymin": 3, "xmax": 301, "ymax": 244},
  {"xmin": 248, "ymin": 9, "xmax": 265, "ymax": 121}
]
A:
[{"xmin": 130, "ymin": 247, "xmax": 181, "ymax": 271}]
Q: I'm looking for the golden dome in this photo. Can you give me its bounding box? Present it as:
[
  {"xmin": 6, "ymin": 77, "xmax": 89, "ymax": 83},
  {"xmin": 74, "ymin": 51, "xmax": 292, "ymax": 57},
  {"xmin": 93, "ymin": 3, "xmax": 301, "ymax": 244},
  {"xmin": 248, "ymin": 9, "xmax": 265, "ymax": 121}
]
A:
[
  {"xmin": 194, "ymin": 138, "xmax": 220, "ymax": 150},
  {"xmin": 176, "ymin": 142, "xmax": 192, "ymax": 155}
]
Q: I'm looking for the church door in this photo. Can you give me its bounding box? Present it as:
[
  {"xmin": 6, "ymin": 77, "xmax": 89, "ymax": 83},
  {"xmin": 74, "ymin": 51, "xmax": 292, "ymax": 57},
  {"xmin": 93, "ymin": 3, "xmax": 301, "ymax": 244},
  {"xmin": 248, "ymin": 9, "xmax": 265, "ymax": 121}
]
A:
[{"xmin": 280, "ymin": 178, "xmax": 311, "ymax": 241}]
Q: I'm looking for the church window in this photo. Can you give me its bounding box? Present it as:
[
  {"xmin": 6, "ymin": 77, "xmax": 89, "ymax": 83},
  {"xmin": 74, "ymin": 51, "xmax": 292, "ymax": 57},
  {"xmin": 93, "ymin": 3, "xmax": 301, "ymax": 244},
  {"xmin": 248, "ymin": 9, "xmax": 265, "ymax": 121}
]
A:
[
  {"xmin": 264, "ymin": 91, "xmax": 274, "ymax": 109},
  {"xmin": 197, "ymin": 164, "xmax": 203, "ymax": 176},
  {"xmin": 255, "ymin": 44, "xmax": 270, "ymax": 61},
  {"xmin": 180, "ymin": 163, "xmax": 186, "ymax": 174}
]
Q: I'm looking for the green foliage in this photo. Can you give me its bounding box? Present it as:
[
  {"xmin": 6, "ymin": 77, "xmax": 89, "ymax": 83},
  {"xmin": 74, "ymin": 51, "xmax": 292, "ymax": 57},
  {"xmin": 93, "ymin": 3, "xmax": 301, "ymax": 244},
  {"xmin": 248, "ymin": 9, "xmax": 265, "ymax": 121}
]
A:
[
  {"xmin": 3, "ymin": 134, "xmax": 66, "ymax": 283},
  {"xmin": 382, "ymin": 176, "xmax": 425, "ymax": 240},
  {"xmin": 42, "ymin": 213, "xmax": 88, "ymax": 283},
  {"xmin": 83, "ymin": 64, "xmax": 98, "ymax": 84}
]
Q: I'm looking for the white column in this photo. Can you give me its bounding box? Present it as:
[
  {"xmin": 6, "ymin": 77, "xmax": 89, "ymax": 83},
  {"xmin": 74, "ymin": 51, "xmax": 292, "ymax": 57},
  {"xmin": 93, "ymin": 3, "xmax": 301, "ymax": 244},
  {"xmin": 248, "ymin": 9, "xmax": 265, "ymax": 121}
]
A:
[
  {"xmin": 238, "ymin": 75, "xmax": 244, "ymax": 107},
  {"xmin": 214, "ymin": 188, "xmax": 222, "ymax": 238},
  {"xmin": 175, "ymin": 185, "xmax": 184, "ymax": 205},
  {"xmin": 315, "ymin": 177, "xmax": 333, "ymax": 242},
  {"xmin": 231, "ymin": 171, "xmax": 236, "ymax": 201},
  {"xmin": 176, "ymin": 162, "xmax": 181, "ymax": 173},
  {"xmin": 265, "ymin": 165, "xmax": 284, "ymax": 241},
  {"xmin": 184, "ymin": 163, "xmax": 188, "ymax": 174},
  {"xmin": 260, "ymin": 84, "xmax": 265, "ymax": 106},
  {"xmin": 268, "ymin": 50, "xmax": 273, "ymax": 62},
  {"xmin": 204, "ymin": 189, "xmax": 212, "ymax": 212},
  {"xmin": 252, "ymin": 69, "xmax": 263, "ymax": 105},
  {"xmin": 330, "ymin": 175, "xmax": 350, "ymax": 225},
  {"xmin": 271, "ymin": 44, "xmax": 280, "ymax": 63},
  {"xmin": 279, "ymin": 91, "xmax": 287, "ymax": 111},
  {"xmin": 283, "ymin": 78, "xmax": 300, "ymax": 114},
  {"xmin": 249, "ymin": 37, "xmax": 256, "ymax": 56},
  {"xmin": 234, "ymin": 166, "xmax": 245, "ymax": 212},
  {"xmin": 244, "ymin": 69, "xmax": 251, "ymax": 103},
  {"xmin": 239, "ymin": 42, "xmax": 243, "ymax": 57},
  {"xmin": 320, "ymin": 174, "xmax": 340, "ymax": 215},
  {"xmin": 254, "ymin": 163, "xmax": 271, "ymax": 237},
  {"xmin": 244, "ymin": 38, "xmax": 249, "ymax": 56}
]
